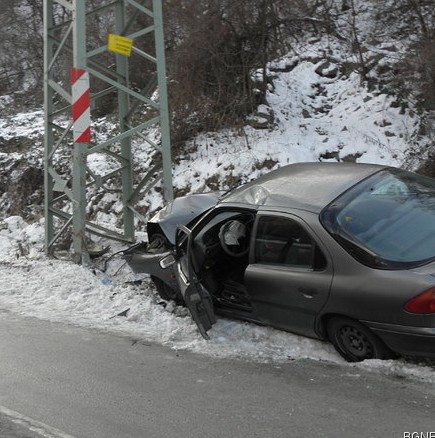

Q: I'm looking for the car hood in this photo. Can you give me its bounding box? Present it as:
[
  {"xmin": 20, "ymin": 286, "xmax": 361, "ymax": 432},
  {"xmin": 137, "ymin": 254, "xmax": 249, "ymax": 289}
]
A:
[{"xmin": 148, "ymin": 192, "xmax": 221, "ymax": 244}]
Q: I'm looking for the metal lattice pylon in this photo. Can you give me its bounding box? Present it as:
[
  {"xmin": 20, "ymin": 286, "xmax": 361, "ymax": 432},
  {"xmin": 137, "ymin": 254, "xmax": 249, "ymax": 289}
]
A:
[{"xmin": 43, "ymin": 0, "xmax": 173, "ymax": 263}]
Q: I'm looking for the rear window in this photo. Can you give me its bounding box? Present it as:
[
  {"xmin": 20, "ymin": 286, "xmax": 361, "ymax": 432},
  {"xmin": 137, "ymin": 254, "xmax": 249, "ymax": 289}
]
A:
[{"xmin": 320, "ymin": 168, "xmax": 435, "ymax": 269}]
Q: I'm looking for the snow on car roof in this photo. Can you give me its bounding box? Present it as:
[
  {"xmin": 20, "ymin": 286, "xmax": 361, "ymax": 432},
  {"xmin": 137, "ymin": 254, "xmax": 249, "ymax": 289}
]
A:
[{"xmin": 221, "ymin": 162, "xmax": 386, "ymax": 212}]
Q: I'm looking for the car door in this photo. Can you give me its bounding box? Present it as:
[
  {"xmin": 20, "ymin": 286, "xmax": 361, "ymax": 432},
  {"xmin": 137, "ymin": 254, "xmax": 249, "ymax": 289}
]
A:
[
  {"xmin": 175, "ymin": 224, "xmax": 216, "ymax": 339},
  {"xmin": 244, "ymin": 212, "xmax": 333, "ymax": 338},
  {"xmin": 174, "ymin": 207, "xmax": 259, "ymax": 338}
]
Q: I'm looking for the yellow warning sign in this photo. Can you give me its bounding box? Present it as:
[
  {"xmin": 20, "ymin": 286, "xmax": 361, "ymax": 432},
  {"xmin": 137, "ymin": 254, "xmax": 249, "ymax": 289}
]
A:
[{"xmin": 108, "ymin": 34, "xmax": 133, "ymax": 57}]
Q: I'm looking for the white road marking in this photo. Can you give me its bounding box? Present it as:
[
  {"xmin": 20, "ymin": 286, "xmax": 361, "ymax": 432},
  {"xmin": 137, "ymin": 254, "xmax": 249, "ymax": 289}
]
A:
[{"xmin": 0, "ymin": 405, "xmax": 77, "ymax": 438}]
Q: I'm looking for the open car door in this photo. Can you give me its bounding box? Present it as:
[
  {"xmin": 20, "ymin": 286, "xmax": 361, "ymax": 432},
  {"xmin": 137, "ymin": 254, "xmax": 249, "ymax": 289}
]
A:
[{"xmin": 175, "ymin": 225, "xmax": 216, "ymax": 339}]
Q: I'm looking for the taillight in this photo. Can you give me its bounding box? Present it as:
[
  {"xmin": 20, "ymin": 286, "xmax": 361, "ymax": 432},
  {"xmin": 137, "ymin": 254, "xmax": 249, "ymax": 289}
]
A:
[{"xmin": 404, "ymin": 287, "xmax": 435, "ymax": 314}]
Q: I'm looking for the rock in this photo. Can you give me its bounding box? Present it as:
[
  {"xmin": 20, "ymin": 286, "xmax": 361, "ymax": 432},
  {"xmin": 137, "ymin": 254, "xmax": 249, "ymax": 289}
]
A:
[
  {"xmin": 246, "ymin": 104, "xmax": 275, "ymax": 129},
  {"xmin": 315, "ymin": 61, "xmax": 339, "ymax": 79}
]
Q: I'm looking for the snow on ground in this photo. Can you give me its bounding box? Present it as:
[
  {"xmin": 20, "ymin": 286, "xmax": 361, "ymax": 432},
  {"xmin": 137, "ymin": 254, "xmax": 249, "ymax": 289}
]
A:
[
  {"xmin": 0, "ymin": 108, "xmax": 44, "ymax": 140},
  {"xmin": 0, "ymin": 216, "xmax": 434, "ymax": 385}
]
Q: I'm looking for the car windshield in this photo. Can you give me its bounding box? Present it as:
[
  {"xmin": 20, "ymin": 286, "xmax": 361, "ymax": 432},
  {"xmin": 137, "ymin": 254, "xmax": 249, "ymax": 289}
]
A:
[{"xmin": 320, "ymin": 168, "xmax": 435, "ymax": 269}]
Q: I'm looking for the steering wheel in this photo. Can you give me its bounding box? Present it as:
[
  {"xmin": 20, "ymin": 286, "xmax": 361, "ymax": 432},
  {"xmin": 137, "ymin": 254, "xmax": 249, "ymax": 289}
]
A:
[{"xmin": 219, "ymin": 220, "xmax": 250, "ymax": 258}]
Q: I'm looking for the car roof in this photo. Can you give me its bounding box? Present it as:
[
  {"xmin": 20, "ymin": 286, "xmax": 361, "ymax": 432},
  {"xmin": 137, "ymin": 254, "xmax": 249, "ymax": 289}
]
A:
[{"xmin": 220, "ymin": 162, "xmax": 387, "ymax": 212}]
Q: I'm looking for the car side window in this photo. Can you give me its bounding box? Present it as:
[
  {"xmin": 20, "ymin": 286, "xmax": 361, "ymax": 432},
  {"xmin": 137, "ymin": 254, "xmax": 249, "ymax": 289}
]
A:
[{"xmin": 254, "ymin": 215, "xmax": 326, "ymax": 270}]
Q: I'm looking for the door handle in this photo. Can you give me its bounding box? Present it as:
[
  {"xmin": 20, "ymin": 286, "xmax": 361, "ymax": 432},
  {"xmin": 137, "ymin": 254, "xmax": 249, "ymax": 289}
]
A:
[{"xmin": 298, "ymin": 287, "xmax": 318, "ymax": 298}]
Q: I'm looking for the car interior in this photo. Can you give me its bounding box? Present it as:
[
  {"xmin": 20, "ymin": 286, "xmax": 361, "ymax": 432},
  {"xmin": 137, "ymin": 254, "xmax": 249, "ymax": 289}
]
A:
[{"xmin": 190, "ymin": 210, "xmax": 326, "ymax": 313}]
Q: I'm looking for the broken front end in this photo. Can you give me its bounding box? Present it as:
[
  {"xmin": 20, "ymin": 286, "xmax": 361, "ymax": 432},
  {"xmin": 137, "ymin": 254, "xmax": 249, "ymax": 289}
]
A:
[{"xmin": 123, "ymin": 241, "xmax": 180, "ymax": 302}]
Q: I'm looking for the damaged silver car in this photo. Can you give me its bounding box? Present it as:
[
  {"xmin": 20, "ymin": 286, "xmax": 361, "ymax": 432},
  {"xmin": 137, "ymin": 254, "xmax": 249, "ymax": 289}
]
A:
[{"xmin": 124, "ymin": 162, "xmax": 435, "ymax": 362}]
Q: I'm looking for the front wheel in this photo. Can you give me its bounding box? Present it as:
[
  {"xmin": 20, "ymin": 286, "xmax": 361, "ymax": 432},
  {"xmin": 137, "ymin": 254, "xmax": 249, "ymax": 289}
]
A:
[
  {"xmin": 327, "ymin": 316, "xmax": 394, "ymax": 362},
  {"xmin": 151, "ymin": 275, "xmax": 185, "ymax": 306}
]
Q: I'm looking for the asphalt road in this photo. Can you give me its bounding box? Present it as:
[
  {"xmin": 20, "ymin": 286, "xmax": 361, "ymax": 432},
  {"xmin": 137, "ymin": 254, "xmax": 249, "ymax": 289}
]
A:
[{"xmin": 0, "ymin": 309, "xmax": 434, "ymax": 438}]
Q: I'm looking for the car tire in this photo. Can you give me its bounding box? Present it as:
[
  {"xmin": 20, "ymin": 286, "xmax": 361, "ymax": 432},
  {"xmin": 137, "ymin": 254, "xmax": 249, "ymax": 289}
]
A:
[
  {"xmin": 150, "ymin": 275, "xmax": 184, "ymax": 305},
  {"xmin": 327, "ymin": 316, "xmax": 394, "ymax": 362}
]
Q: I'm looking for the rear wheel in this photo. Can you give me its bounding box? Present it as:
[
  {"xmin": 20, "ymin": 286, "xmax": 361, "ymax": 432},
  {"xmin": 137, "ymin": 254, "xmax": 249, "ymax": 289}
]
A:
[{"xmin": 327, "ymin": 316, "xmax": 394, "ymax": 362}]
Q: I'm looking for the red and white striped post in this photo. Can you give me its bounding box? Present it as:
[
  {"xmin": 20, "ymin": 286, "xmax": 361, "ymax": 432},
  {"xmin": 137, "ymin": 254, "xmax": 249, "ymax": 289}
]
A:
[
  {"xmin": 71, "ymin": 67, "xmax": 91, "ymax": 143},
  {"xmin": 71, "ymin": 67, "xmax": 91, "ymax": 264}
]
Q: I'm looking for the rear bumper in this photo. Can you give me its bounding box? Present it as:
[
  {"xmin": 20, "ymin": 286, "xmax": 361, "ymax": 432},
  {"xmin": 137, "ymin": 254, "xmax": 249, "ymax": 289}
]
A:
[{"xmin": 364, "ymin": 321, "xmax": 435, "ymax": 358}]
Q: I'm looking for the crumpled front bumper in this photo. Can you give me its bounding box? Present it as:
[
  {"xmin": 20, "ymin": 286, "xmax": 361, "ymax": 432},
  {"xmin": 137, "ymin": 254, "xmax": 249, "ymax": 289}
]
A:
[{"xmin": 123, "ymin": 242, "xmax": 178, "ymax": 289}]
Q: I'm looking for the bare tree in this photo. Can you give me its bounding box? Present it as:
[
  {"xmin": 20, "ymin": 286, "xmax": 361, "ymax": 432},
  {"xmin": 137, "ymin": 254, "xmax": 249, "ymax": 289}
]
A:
[
  {"xmin": 0, "ymin": 0, "xmax": 44, "ymax": 100},
  {"xmin": 164, "ymin": 0, "xmax": 313, "ymax": 148}
]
